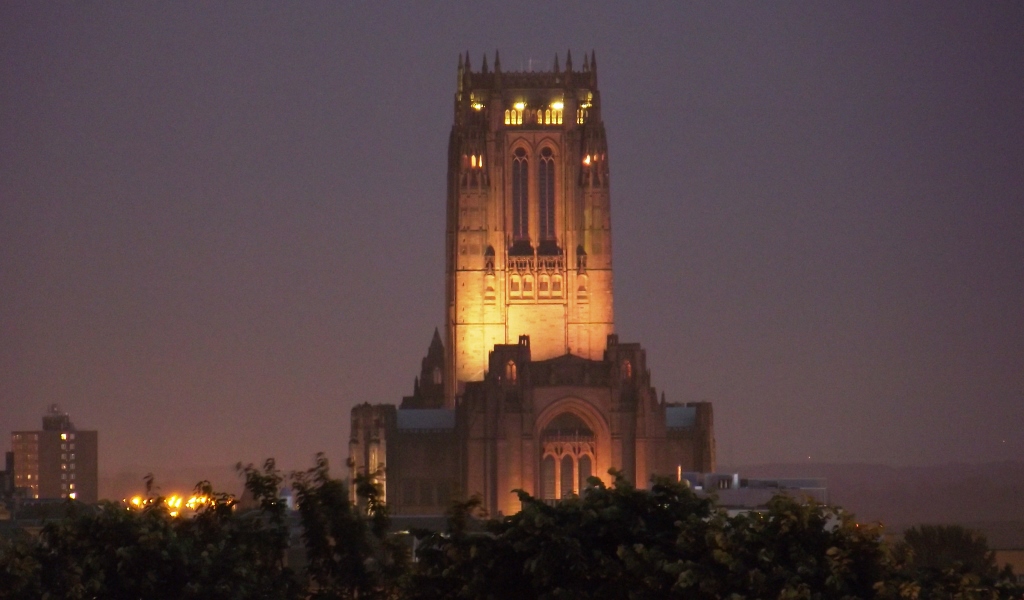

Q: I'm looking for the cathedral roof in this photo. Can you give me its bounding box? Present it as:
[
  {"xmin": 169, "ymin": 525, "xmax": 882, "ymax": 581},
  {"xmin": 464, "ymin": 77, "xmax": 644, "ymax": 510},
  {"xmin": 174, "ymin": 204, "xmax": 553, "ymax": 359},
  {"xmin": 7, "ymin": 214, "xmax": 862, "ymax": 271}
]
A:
[
  {"xmin": 666, "ymin": 405, "xmax": 697, "ymax": 429},
  {"xmin": 396, "ymin": 409, "xmax": 455, "ymax": 431}
]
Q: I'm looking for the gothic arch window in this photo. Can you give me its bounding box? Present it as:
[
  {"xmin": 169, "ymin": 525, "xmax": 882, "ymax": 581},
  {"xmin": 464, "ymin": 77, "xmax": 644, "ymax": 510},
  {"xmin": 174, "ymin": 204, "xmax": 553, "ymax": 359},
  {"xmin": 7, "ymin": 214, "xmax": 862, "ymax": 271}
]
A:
[
  {"xmin": 560, "ymin": 456, "xmax": 574, "ymax": 498},
  {"xmin": 510, "ymin": 274, "xmax": 521, "ymax": 298},
  {"xmin": 622, "ymin": 360, "xmax": 633, "ymax": 381},
  {"xmin": 578, "ymin": 455, "xmax": 592, "ymax": 489},
  {"xmin": 538, "ymin": 148, "xmax": 555, "ymax": 242},
  {"xmin": 505, "ymin": 360, "xmax": 517, "ymax": 382},
  {"xmin": 512, "ymin": 148, "xmax": 529, "ymax": 241},
  {"xmin": 538, "ymin": 274, "xmax": 550, "ymax": 298},
  {"xmin": 523, "ymin": 274, "xmax": 534, "ymax": 297},
  {"xmin": 540, "ymin": 413, "xmax": 596, "ymax": 500},
  {"xmin": 432, "ymin": 367, "xmax": 442, "ymax": 385},
  {"xmin": 541, "ymin": 456, "xmax": 556, "ymax": 499}
]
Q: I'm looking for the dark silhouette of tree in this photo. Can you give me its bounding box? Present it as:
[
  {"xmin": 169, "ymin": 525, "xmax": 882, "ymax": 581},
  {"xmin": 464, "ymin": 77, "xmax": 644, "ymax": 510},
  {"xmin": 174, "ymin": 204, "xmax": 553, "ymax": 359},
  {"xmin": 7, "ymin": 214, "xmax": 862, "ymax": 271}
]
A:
[
  {"xmin": 3, "ymin": 461, "xmax": 1021, "ymax": 599},
  {"xmin": 290, "ymin": 453, "xmax": 407, "ymax": 599},
  {"xmin": 0, "ymin": 462, "xmax": 299, "ymax": 599},
  {"xmin": 409, "ymin": 473, "xmax": 891, "ymax": 599},
  {"xmin": 890, "ymin": 524, "xmax": 1018, "ymax": 599}
]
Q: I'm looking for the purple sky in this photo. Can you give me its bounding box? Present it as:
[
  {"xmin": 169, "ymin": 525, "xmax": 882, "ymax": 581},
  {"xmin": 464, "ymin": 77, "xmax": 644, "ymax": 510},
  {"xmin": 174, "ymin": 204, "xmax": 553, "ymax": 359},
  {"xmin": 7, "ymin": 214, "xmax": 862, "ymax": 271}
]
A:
[{"xmin": 2, "ymin": 2, "xmax": 1022, "ymax": 478}]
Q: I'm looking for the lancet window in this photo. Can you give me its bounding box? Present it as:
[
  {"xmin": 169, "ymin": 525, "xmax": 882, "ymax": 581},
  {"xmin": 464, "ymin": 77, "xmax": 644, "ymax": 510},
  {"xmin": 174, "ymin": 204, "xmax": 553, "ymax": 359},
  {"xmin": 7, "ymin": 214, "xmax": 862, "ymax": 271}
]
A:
[
  {"xmin": 538, "ymin": 148, "xmax": 555, "ymax": 241},
  {"xmin": 512, "ymin": 148, "xmax": 529, "ymax": 240}
]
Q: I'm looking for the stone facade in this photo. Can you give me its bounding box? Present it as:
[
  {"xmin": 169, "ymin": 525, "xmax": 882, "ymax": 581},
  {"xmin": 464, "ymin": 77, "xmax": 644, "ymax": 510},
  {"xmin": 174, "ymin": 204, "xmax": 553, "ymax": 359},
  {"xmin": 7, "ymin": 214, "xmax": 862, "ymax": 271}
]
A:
[{"xmin": 349, "ymin": 51, "xmax": 715, "ymax": 516}]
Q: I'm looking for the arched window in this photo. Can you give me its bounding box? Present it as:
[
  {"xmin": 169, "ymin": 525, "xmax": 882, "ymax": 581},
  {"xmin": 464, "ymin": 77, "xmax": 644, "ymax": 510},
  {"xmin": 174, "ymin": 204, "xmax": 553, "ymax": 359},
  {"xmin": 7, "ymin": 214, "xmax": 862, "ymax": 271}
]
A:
[
  {"xmin": 505, "ymin": 360, "xmax": 517, "ymax": 382},
  {"xmin": 622, "ymin": 360, "xmax": 633, "ymax": 381},
  {"xmin": 432, "ymin": 367, "xmax": 442, "ymax": 385},
  {"xmin": 578, "ymin": 455, "xmax": 592, "ymax": 490},
  {"xmin": 538, "ymin": 148, "xmax": 555, "ymax": 241},
  {"xmin": 512, "ymin": 148, "xmax": 529, "ymax": 240},
  {"xmin": 541, "ymin": 456, "xmax": 556, "ymax": 499},
  {"xmin": 540, "ymin": 413, "xmax": 595, "ymax": 499},
  {"xmin": 560, "ymin": 455, "xmax": 574, "ymax": 498}
]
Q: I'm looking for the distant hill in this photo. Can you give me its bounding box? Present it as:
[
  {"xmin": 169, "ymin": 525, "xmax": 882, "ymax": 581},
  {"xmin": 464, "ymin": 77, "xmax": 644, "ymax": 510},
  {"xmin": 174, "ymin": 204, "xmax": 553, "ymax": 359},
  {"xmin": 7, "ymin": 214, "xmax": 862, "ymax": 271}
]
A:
[{"xmin": 726, "ymin": 461, "xmax": 1024, "ymax": 548}]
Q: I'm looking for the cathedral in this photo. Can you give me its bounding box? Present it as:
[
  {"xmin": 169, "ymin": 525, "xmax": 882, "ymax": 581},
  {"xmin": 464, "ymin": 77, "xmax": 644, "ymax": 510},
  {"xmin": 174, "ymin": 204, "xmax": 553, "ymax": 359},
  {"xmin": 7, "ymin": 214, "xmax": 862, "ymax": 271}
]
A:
[{"xmin": 349, "ymin": 51, "xmax": 715, "ymax": 517}]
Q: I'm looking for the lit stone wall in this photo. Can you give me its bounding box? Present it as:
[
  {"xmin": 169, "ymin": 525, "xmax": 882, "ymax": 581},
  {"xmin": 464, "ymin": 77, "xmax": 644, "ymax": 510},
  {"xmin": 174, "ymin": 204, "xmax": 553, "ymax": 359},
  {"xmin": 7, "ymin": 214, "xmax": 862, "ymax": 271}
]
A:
[{"xmin": 446, "ymin": 65, "xmax": 615, "ymax": 401}]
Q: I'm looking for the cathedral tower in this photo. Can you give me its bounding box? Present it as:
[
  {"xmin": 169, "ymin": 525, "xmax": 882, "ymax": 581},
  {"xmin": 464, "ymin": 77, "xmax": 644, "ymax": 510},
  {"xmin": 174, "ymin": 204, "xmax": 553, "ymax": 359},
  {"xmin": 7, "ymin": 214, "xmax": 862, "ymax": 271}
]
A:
[{"xmin": 446, "ymin": 50, "xmax": 614, "ymax": 403}]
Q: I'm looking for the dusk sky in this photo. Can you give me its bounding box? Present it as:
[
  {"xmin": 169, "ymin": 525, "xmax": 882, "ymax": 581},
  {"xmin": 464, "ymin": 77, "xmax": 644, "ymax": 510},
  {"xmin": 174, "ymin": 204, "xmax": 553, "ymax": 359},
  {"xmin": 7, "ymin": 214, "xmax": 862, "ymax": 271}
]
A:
[{"xmin": 2, "ymin": 2, "xmax": 1022, "ymax": 480}]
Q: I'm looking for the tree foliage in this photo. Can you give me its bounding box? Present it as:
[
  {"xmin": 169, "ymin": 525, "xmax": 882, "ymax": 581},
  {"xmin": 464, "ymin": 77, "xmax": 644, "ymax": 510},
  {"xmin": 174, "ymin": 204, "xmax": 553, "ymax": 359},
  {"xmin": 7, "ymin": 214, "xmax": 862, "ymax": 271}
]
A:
[
  {"xmin": 291, "ymin": 453, "xmax": 406, "ymax": 599},
  {"xmin": 0, "ymin": 461, "xmax": 297, "ymax": 599},
  {"xmin": 410, "ymin": 473, "xmax": 893, "ymax": 599},
  {"xmin": 888, "ymin": 524, "xmax": 1017, "ymax": 600},
  {"xmin": 2, "ymin": 462, "xmax": 1020, "ymax": 599}
]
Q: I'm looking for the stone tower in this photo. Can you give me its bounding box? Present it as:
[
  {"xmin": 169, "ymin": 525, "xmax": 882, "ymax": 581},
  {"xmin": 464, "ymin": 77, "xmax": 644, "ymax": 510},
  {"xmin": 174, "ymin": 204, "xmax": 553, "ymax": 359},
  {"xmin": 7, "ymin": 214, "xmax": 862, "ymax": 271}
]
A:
[{"xmin": 446, "ymin": 50, "xmax": 614, "ymax": 404}]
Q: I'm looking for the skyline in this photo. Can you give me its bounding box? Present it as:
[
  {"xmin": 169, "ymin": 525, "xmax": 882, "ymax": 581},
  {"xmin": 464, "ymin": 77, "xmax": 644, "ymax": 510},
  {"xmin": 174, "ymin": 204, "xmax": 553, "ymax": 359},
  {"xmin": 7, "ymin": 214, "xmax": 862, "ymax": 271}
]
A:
[{"xmin": 2, "ymin": 2, "xmax": 1022, "ymax": 478}]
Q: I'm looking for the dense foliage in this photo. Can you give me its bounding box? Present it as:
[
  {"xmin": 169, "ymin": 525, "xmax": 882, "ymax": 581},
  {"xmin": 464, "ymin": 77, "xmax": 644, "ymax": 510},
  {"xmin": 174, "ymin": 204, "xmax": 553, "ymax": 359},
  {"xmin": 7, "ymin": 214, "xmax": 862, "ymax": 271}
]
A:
[
  {"xmin": 1, "ymin": 460, "xmax": 1019, "ymax": 599},
  {"xmin": 890, "ymin": 524, "xmax": 1019, "ymax": 599}
]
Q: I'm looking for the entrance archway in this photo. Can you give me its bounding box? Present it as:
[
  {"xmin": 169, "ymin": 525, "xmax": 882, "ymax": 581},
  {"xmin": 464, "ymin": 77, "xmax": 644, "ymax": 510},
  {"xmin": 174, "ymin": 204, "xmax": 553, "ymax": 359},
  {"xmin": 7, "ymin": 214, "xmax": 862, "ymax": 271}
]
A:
[{"xmin": 534, "ymin": 398, "xmax": 612, "ymax": 499}]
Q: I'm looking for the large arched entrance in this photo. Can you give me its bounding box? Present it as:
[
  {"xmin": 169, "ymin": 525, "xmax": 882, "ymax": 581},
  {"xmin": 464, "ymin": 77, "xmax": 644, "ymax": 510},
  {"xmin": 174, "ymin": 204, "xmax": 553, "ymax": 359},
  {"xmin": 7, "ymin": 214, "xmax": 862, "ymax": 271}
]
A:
[
  {"xmin": 534, "ymin": 398, "xmax": 612, "ymax": 500},
  {"xmin": 539, "ymin": 413, "xmax": 594, "ymax": 499}
]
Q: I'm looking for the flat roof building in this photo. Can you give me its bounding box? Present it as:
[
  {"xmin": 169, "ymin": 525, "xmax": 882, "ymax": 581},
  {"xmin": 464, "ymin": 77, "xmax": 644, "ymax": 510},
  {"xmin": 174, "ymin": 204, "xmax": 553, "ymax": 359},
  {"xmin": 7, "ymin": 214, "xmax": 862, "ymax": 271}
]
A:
[{"xmin": 11, "ymin": 405, "xmax": 98, "ymax": 503}]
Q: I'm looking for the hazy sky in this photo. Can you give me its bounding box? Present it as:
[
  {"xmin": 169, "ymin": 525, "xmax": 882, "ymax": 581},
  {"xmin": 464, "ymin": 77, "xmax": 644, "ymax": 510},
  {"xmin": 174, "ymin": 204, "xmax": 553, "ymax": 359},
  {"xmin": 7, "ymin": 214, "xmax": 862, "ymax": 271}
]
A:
[{"xmin": 2, "ymin": 2, "xmax": 1022, "ymax": 477}]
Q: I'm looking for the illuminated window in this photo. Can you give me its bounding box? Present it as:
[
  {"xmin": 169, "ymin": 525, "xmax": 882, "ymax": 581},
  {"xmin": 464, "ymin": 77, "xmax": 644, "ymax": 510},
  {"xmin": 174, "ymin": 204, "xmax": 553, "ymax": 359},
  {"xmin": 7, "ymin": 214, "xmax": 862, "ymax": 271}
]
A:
[
  {"xmin": 512, "ymin": 148, "xmax": 529, "ymax": 240},
  {"xmin": 578, "ymin": 455, "xmax": 592, "ymax": 490},
  {"xmin": 544, "ymin": 109, "xmax": 551, "ymax": 124},
  {"xmin": 541, "ymin": 456, "xmax": 556, "ymax": 499},
  {"xmin": 505, "ymin": 360, "xmax": 517, "ymax": 381},
  {"xmin": 61, "ymin": 433, "xmax": 67, "ymax": 440},
  {"xmin": 622, "ymin": 360, "xmax": 633, "ymax": 380},
  {"xmin": 538, "ymin": 148, "xmax": 555, "ymax": 241},
  {"xmin": 504, "ymin": 109, "xmax": 510, "ymax": 125}
]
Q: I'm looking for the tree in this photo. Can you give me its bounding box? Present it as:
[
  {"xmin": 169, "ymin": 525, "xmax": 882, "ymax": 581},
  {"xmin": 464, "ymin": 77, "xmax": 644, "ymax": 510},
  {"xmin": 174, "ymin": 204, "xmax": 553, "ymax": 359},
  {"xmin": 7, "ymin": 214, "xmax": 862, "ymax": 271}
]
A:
[
  {"xmin": 0, "ymin": 464, "xmax": 299, "ymax": 600},
  {"xmin": 889, "ymin": 524, "xmax": 1020, "ymax": 600},
  {"xmin": 290, "ymin": 453, "xmax": 407, "ymax": 600},
  {"xmin": 408, "ymin": 473, "xmax": 890, "ymax": 599}
]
